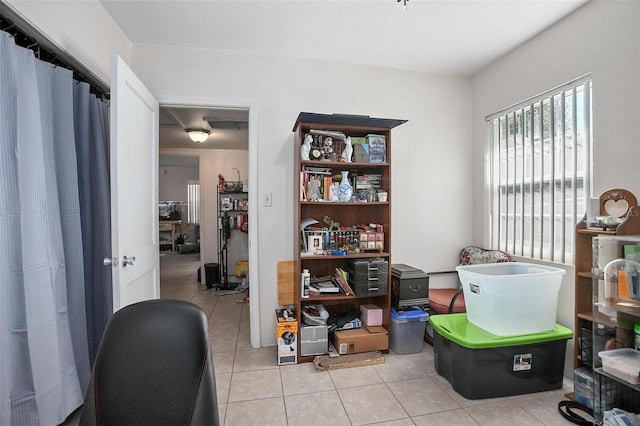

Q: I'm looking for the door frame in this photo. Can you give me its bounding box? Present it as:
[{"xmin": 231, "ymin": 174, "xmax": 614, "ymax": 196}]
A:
[{"xmin": 157, "ymin": 95, "xmax": 260, "ymax": 349}]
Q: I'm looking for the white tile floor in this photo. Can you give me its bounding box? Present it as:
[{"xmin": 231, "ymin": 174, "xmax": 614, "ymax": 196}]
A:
[{"xmin": 62, "ymin": 252, "xmax": 575, "ymax": 425}]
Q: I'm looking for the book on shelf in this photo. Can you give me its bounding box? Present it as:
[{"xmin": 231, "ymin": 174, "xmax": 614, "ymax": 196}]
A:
[
  {"xmin": 356, "ymin": 174, "xmax": 382, "ymax": 190},
  {"xmin": 333, "ymin": 268, "xmax": 354, "ymax": 296},
  {"xmin": 300, "ymin": 171, "xmax": 307, "ymax": 201},
  {"xmin": 323, "ymin": 176, "xmax": 333, "ymax": 201},
  {"xmin": 309, "ymin": 279, "xmax": 340, "ymax": 293},
  {"xmin": 304, "ymin": 166, "xmax": 332, "ymax": 174},
  {"xmin": 624, "ymin": 244, "xmax": 640, "ymax": 262},
  {"xmin": 309, "ymin": 129, "xmax": 346, "ymax": 140},
  {"xmin": 309, "ymin": 275, "xmax": 340, "ymax": 294},
  {"xmin": 367, "ymin": 134, "xmax": 386, "ymax": 163}
]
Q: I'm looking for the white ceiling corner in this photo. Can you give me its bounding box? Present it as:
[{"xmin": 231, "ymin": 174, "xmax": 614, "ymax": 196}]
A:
[{"xmin": 99, "ymin": 0, "xmax": 589, "ymax": 154}]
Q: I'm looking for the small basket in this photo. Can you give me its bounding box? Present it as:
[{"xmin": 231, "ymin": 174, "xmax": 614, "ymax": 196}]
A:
[{"xmin": 224, "ymin": 181, "xmax": 244, "ymax": 192}]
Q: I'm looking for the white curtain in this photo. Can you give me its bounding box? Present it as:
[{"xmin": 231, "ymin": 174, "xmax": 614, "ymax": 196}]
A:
[{"xmin": 0, "ymin": 31, "xmax": 93, "ymax": 425}]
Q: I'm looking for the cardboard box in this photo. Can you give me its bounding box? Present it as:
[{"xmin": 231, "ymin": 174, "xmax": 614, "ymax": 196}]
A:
[
  {"xmin": 360, "ymin": 304, "xmax": 383, "ymax": 326},
  {"xmin": 333, "ymin": 325, "xmax": 388, "ymax": 354},
  {"xmin": 235, "ymin": 260, "xmax": 249, "ymax": 277},
  {"xmin": 276, "ymin": 309, "xmax": 298, "ymax": 365}
]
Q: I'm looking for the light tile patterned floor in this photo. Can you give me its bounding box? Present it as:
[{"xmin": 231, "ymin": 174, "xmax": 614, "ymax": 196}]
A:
[{"xmin": 62, "ymin": 253, "xmax": 575, "ymax": 425}]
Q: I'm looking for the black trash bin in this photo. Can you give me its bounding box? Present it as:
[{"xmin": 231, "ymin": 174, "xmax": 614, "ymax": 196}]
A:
[{"xmin": 204, "ymin": 263, "xmax": 220, "ymax": 289}]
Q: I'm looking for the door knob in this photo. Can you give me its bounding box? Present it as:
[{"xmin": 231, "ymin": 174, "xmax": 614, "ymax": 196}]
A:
[
  {"xmin": 122, "ymin": 256, "xmax": 136, "ymax": 267},
  {"xmin": 103, "ymin": 257, "xmax": 118, "ymax": 266}
]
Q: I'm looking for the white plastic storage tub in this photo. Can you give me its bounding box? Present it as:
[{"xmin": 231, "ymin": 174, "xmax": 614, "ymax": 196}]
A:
[{"xmin": 455, "ymin": 262, "xmax": 565, "ymax": 336}]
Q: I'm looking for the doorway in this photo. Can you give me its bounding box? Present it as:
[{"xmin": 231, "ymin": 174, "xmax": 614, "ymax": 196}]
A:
[{"xmin": 157, "ymin": 102, "xmax": 260, "ymax": 348}]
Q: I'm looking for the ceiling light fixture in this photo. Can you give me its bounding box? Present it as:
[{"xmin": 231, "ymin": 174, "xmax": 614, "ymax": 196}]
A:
[{"xmin": 186, "ymin": 128, "xmax": 210, "ymax": 143}]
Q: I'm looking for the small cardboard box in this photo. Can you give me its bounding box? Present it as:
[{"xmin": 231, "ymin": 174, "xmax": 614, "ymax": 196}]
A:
[
  {"xmin": 360, "ymin": 304, "xmax": 383, "ymax": 326},
  {"xmin": 235, "ymin": 260, "xmax": 249, "ymax": 277},
  {"xmin": 333, "ymin": 325, "xmax": 388, "ymax": 355},
  {"xmin": 276, "ymin": 309, "xmax": 298, "ymax": 365}
]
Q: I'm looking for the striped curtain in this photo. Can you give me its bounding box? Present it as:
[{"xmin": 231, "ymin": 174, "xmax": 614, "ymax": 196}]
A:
[{"xmin": 0, "ymin": 30, "xmax": 110, "ymax": 425}]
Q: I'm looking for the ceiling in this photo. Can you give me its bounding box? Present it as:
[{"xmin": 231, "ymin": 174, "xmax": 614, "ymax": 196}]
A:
[
  {"xmin": 160, "ymin": 106, "xmax": 249, "ymax": 152},
  {"xmin": 100, "ymin": 0, "xmax": 588, "ymax": 76},
  {"xmin": 102, "ymin": 0, "xmax": 589, "ymax": 157}
]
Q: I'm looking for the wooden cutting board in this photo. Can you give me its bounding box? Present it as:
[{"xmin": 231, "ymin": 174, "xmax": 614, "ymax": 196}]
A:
[
  {"xmin": 314, "ymin": 351, "xmax": 385, "ymax": 370},
  {"xmin": 277, "ymin": 260, "xmax": 295, "ymax": 305}
]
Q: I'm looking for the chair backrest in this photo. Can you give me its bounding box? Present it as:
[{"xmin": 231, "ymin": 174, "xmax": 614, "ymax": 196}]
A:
[
  {"xmin": 80, "ymin": 299, "xmax": 219, "ymax": 426},
  {"xmin": 459, "ymin": 246, "xmax": 513, "ymax": 266}
]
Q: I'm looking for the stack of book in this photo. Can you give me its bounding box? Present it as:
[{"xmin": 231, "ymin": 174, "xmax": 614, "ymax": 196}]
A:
[
  {"xmin": 355, "ymin": 174, "xmax": 382, "ymax": 191},
  {"xmin": 333, "ymin": 268, "xmax": 354, "ymax": 296},
  {"xmin": 309, "ymin": 277, "xmax": 340, "ymax": 294},
  {"xmin": 307, "ymin": 268, "xmax": 355, "ymax": 296},
  {"xmin": 301, "ymin": 166, "xmax": 334, "ymax": 201}
]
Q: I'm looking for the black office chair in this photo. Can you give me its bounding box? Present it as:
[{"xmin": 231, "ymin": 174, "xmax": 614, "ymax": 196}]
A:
[{"xmin": 80, "ymin": 299, "xmax": 219, "ymax": 426}]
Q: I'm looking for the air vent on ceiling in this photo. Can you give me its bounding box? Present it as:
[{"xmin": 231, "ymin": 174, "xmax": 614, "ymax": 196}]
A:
[{"xmin": 204, "ymin": 117, "xmax": 248, "ymax": 130}]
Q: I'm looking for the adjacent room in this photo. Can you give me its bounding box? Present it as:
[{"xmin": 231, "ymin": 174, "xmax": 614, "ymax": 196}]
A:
[{"xmin": 1, "ymin": 0, "xmax": 639, "ymax": 425}]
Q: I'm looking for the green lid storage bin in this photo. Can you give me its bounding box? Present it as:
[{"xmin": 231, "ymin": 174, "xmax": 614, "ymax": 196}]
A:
[{"xmin": 430, "ymin": 313, "xmax": 572, "ymax": 399}]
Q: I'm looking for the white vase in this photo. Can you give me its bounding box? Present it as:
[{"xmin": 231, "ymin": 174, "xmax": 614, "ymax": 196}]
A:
[{"xmin": 338, "ymin": 171, "xmax": 353, "ymax": 202}]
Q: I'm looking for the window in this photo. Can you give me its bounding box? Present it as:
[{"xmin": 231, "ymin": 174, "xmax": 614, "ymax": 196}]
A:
[
  {"xmin": 187, "ymin": 181, "xmax": 200, "ymax": 224},
  {"xmin": 487, "ymin": 76, "xmax": 592, "ymax": 263}
]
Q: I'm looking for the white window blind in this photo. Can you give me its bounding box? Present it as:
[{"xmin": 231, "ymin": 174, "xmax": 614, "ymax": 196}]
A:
[
  {"xmin": 487, "ymin": 76, "xmax": 592, "ymax": 263},
  {"xmin": 187, "ymin": 181, "xmax": 200, "ymax": 224}
]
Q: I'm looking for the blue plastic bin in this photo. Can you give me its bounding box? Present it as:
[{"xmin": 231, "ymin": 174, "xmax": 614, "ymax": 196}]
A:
[{"xmin": 390, "ymin": 307, "xmax": 429, "ymax": 354}]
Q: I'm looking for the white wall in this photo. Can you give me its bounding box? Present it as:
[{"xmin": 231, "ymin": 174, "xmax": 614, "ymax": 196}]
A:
[
  {"xmin": 471, "ymin": 0, "xmax": 640, "ymax": 372},
  {"xmin": 134, "ymin": 46, "xmax": 471, "ymax": 345},
  {"xmin": 159, "ymin": 166, "xmax": 198, "ymax": 202}
]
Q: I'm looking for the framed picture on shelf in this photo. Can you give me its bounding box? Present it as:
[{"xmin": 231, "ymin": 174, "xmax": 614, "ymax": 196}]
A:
[{"xmin": 308, "ymin": 235, "xmax": 323, "ymax": 255}]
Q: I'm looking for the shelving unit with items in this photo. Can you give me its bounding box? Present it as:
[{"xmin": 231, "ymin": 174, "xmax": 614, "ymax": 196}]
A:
[
  {"xmin": 573, "ymin": 190, "xmax": 640, "ymax": 373},
  {"xmin": 292, "ymin": 112, "xmax": 406, "ymax": 363},
  {"xmin": 217, "ymin": 185, "xmax": 249, "ymax": 288},
  {"xmin": 587, "ymin": 234, "xmax": 640, "ymax": 422}
]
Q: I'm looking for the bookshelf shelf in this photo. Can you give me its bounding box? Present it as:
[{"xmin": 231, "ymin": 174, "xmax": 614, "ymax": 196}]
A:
[{"xmin": 293, "ymin": 112, "xmax": 406, "ymax": 362}]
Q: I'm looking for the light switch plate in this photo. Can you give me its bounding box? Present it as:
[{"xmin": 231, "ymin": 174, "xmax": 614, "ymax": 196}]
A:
[{"xmin": 263, "ymin": 192, "xmax": 272, "ymax": 207}]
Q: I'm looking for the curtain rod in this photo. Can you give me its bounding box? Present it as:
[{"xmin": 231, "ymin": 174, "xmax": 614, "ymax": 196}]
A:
[{"xmin": 0, "ymin": 9, "xmax": 110, "ymax": 99}]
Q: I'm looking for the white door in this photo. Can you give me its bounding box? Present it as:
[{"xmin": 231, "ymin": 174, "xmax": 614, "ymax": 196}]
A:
[{"xmin": 109, "ymin": 55, "xmax": 160, "ymax": 311}]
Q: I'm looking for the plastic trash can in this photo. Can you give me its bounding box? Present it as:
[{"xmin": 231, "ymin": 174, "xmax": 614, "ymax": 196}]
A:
[{"xmin": 204, "ymin": 263, "xmax": 220, "ymax": 289}]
